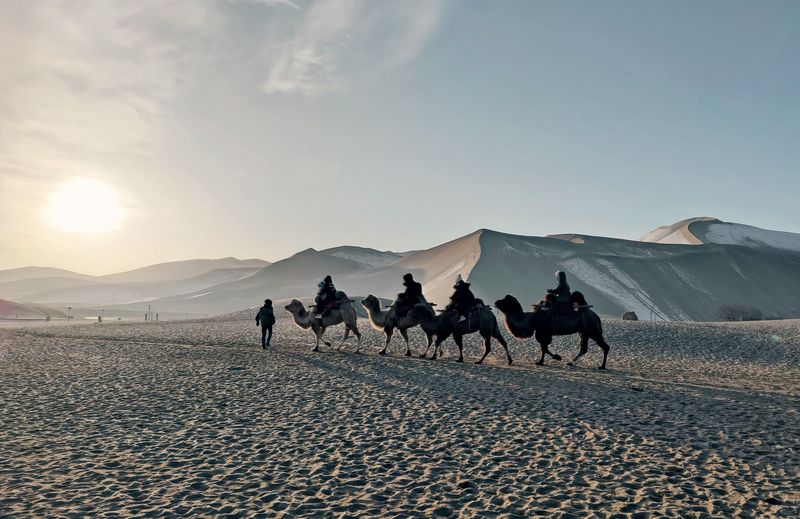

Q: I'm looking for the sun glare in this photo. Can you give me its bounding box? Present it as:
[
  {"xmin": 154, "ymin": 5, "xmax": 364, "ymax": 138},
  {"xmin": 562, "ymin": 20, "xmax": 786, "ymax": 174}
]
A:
[{"xmin": 44, "ymin": 177, "xmax": 127, "ymax": 234}]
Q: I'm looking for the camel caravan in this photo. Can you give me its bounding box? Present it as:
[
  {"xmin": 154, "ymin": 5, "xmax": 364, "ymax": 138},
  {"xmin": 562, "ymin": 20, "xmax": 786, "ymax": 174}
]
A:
[{"xmin": 281, "ymin": 271, "xmax": 609, "ymax": 369}]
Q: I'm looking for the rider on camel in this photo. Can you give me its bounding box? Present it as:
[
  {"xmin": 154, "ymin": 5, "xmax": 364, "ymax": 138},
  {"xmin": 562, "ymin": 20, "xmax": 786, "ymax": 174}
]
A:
[
  {"xmin": 314, "ymin": 275, "xmax": 338, "ymax": 319},
  {"xmin": 395, "ymin": 273, "xmax": 423, "ymax": 318},
  {"xmin": 547, "ymin": 271, "xmax": 571, "ymax": 303},
  {"xmin": 448, "ymin": 274, "xmax": 477, "ymax": 322}
]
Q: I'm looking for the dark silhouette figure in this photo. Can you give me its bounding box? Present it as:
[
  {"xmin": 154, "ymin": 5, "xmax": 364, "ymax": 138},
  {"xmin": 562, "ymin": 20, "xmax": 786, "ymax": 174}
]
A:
[
  {"xmin": 408, "ymin": 302, "xmax": 511, "ymax": 365},
  {"xmin": 395, "ymin": 273, "xmax": 423, "ymax": 318},
  {"xmin": 314, "ymin": 275, "xmax": 338, "ymax": 318},
  {"xmin": 256, "ymin": 299, "xmax": 276, "ymax": 348},
  {"xmin": 447, "ymin": 275, "xmax": 477, "ymax": 321},
  {"xmin": 495, "ymin": 293, "xmax": 610, "ymax": 369},
  {"xmin": 547, "ymin": 271, "xmax": 571, "ymax": 303}
]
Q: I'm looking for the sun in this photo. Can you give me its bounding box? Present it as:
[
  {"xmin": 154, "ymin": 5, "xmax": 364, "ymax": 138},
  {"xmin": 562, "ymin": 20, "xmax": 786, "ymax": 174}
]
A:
[{"xmin": 44, "ymin": 177, "xmax": 127, "ymax": 234}]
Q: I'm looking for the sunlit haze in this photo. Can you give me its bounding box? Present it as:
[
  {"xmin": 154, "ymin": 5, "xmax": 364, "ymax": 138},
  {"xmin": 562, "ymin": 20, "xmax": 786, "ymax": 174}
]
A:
[
  {"xmin": 1, "ymin": 0, "xmax": 799, "ymax": 274},
  {"xmin": 43, "ymin": 177, "xmax": 128, "ymax": 235}
]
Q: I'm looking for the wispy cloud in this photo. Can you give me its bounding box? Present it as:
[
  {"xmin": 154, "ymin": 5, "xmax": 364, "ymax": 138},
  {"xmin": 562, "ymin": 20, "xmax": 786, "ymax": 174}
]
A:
[
  {"xmin": 262, "ymin": 0, "xmax": 450, "ymax": 96},
  {"xmin": 229, "ymin": 0, "xmax": 300, "ymax": 8}
]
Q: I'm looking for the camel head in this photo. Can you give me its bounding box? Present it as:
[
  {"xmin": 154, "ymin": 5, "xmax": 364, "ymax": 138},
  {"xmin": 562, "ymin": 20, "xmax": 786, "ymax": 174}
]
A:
[
  {"xmin": 495, "ymin": 295, "xmax": 524, "ymax": 316},
  {"xmin": 284, "ymin": 299, "xmax": 305, "ymax": 314},
  {"xmin": 360, "ymin": 294, "xmax": 380, "ymax": 312}
]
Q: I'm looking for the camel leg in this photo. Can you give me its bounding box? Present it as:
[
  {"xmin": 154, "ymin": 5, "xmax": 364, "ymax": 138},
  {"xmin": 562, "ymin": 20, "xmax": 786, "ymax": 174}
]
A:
[
  {"xmin": 536, "ymin": 336, "xmax": 552, "ymax": 366},
  {"xmin": 352, "ymin": 324, "xmax": 362, "ymax": 354},
  {"xmin": 319, "ymin": 327, "xmax": 332, "ymax": 348},
  {"xmin": 420, "ymin": 334, "xmax": 433, "ymax": 358},
  {"xmin": 594, "ymin": 335, "xmax": 610, "ymax": 369},
  {"xmin": 379, "ymin": 326, "xmax": 393, "ymax": 355},
  {"xmin": 493, "ymin": 323, "xmax": 512, "ymax": 365},
  {"xmin": 431, "ymin": 338, "xmax": 445, "ymax": 360},
  {"xmin": 399, "ymin": 328, "xmax": 412, "ymax": 357},
  {"xmin": 312, "ymin": 329, "xmax": 321, "ymax": 352},
  {"xmin": 453, "ymin": 334, "xmax": 464, "ymax": 363},
  {"xmin": 337, "ymin": 327, "xmax": 350, "ymax": 352},
  {"xmin": 476, "ymin": 334, "xmax": 491, "ymax": 364},
  {"xmin": 568, "ymin": 335, "xmax": 590, "ymax": 367}
]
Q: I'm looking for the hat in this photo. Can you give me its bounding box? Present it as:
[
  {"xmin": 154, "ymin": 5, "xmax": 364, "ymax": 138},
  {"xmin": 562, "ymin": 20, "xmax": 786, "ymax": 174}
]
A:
[
  {"xmin": 323, "ymin": 275, "xmax": 333, "ymax": 284},
  {"xmin": 403, "ymin": 273, "xmax": 413, "ymax": 281},
  {"xmin": 264, "ymin": 299, "xmax": 272, "ymax": 305},
  {"xmin": 453, "ymin": 274, "xmax": 469, "ymax": 288}
]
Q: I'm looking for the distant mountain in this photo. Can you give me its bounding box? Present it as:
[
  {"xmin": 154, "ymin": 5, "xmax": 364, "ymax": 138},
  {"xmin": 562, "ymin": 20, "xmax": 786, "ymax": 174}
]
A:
[
  {"xmin": 640, "ymin": 217, "xmax": 800, "ymax": 254},
  {"xmin": 0, "ymin": 276, "xmax": 101, "ymax": 301},
  {"xmin": 8, "ymin": 220, "xmax": 800, "ymax": 321},
  {"xmin": 0, "ymin": 298, "xmax": 69, "ymax": 319},
  {"xmin": 0, "ymin": 266, "xmax": 94, "ymax": 284},
  {"xmin": 100, "ymin": 257, "xmax": 270, "ymax": 283},
  {"xmin": 21, "ymin": 267, "xmax": 263, "ymax": 306},
  {"xmin": 138, "ymin": 226, "xmax": 800, "ymax": 320},
  {"xmin": 321, "ymin": 246, "xmax": 408, "ymax": 269},
  {"xmin": 134, "ymin": 248, "xmax": 370, "ymax": 314}
]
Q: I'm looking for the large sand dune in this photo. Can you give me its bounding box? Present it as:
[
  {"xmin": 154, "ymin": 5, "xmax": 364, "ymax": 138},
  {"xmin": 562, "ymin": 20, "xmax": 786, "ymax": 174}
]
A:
[
  {"xmin": 121, "ymin": 222, "xmax": 800, "ymax": 320},
  {"xmin": 4, "ymin": 218, "xmax": 800, "ymax": 321},
  {"xmin": 641, "ymin": 217, "xmax": 800, "ymax": 255},
  {"xmin": 0, "ymin": 316, "xmax": 797, "ymax": 516}
]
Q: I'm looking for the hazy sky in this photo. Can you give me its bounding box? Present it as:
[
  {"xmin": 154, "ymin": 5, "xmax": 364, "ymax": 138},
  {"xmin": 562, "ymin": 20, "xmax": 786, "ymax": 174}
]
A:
[{"xmin": 2, "ymin": 0, "xmax": 799, "ymax": 274}]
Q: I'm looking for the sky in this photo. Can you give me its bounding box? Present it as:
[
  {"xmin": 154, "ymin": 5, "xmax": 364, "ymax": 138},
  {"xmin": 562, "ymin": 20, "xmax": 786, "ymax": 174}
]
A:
[{"xmin": 1, "ymin": 0, "xmax": 799, "ymax": 275}]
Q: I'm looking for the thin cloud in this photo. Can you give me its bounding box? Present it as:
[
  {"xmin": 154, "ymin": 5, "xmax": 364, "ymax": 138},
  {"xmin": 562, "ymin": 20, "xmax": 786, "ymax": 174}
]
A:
[
  {"xmin": 228, "ymin": 0, "xmax": 300, "ymax": 8},
  {"xmin": 262, "ymin": 0, "xmax": 451, "ymax": 96}
]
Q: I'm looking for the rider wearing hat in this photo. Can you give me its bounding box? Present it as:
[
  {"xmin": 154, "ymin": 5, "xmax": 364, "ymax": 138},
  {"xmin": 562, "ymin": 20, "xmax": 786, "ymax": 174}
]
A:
[
  {"xmin": 547, "ymin": 271, "xmax": 571, "ymax": 304},
  {"xmin": 395, "ymin": 273, "xmax": 423, "ymax": 317},
  {"xmin": 314, "ymin": 275, "xmax": 338, "ymax": 319},
  {"xmin": 448, "ymin": 274, "xmax": 476, "ymax": 322}
]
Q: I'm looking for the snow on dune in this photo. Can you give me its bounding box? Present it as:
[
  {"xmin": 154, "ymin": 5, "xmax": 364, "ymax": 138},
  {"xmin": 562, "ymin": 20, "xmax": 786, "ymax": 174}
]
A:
[
  {"xmin": 641, "ymin": 217, "xmax": 800, "ymax": 254},
  {"xmin": 322, "ymin": 247, "xmax": 404, "ymax": 269},
  {"xmin": 700, "ymin": 221, "xmax": 800, "ymax": 254},
  {"xmin": 561, "ymin": 258, "xmax": 666, "ymax": 320}
]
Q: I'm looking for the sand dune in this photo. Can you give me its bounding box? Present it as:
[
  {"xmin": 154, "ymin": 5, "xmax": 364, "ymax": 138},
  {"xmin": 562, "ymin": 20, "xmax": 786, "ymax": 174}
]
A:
[
  {"xmin": 6, "ymin": 219, "xmax": 800, "ymax": 321},
  {"xmin": 21, "ymin": 267, "xmax": 262, "ymax": 306},
  {"xmin": 0, "ymin": 266, "xmax": 94, "ymax": 284},
  {"xmin": 0, "ymin": 298, "xmax": 69, "ymax": 320},
  {"xmin": 1, "ymin": 316, "xmax": 797, "ymax": 516},
  {"xmin": 641, "ymin": 217, "xmax": 800, "ymax": 255},
  {"xmin": 99, "ymin": 257, "xmax": 270, "ymax": 284}
]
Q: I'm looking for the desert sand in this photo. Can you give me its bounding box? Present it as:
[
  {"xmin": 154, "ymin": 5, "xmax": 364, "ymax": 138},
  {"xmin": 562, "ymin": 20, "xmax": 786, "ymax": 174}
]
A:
[{"xmin": 1, "ymin": 314, "xmax": 798, "ymax": 517}]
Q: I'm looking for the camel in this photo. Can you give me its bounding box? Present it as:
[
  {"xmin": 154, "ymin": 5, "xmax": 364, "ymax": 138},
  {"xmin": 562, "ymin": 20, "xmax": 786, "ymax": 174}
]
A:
[
  {"xmin": 494, "ymin": 293, "xmax": 609, "ymax": 369},
  {"xmin": 407, "ymin": 303, "xmax": 512, "ymax": 365},
  {"xmin": 284, "ymin": 298, "xmax": 361, "ymax": 353},
  {"xmin": 360, "ymin": 295, "xmax": 433, "ymax": 356}
]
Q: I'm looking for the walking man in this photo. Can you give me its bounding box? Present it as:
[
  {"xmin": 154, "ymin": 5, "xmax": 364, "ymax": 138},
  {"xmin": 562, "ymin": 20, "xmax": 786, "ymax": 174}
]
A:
[{"xmin": 255, "ymin": 299, "xmax": 276, "ymax": 349}]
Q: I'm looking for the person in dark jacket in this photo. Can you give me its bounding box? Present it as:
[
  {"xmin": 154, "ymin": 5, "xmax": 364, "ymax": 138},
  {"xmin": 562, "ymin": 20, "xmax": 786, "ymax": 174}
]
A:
[
  {"xmin": 448, "ymin": 274, "xmax": 476, "ymax": 321},
  {"xmin": 546, "ymin": 271, "xmax": 571, "ymax": 303},
  {"xmin": 395, "ymin": 273, "xmax": 424, "ymax": 317},
  {"xmin": 255, "ymin": 299, "xmax": 276, "ymax": 349},
  {"xmin": 314, "ymin": 275, "xmax": 338, "ymax": 319}
]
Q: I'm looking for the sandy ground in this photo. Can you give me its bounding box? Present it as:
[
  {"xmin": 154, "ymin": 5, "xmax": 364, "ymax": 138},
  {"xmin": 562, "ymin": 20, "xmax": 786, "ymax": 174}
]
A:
[{"xmin": 1, "ymin": 315, "xmax": 798, "ymax": 517}]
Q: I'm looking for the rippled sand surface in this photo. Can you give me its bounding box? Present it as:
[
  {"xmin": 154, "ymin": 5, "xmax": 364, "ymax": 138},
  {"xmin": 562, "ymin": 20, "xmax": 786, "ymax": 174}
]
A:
[{"xmin": 1, "ymin": 316, "xmax": 798, "ymax": 517}]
